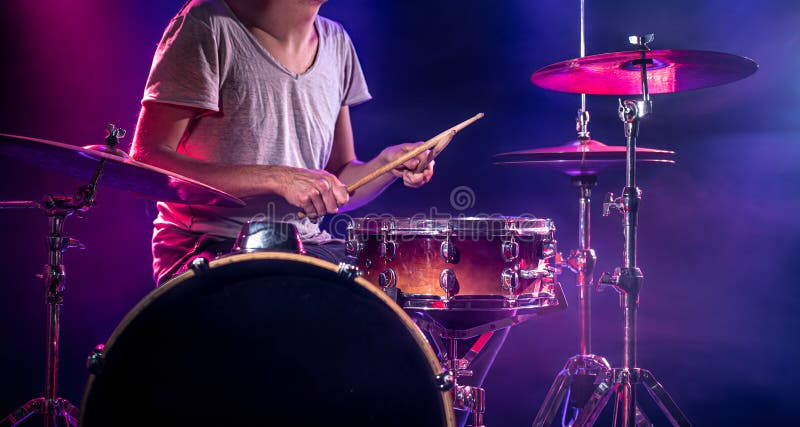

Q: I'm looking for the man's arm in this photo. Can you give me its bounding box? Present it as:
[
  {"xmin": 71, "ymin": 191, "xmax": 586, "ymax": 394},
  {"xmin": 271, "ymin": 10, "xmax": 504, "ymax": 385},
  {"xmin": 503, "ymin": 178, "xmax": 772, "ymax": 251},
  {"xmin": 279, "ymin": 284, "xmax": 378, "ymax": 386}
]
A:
[
  {"xmin": 130, "ymin": 102, "xmax": 348, "ymax": 221},
  {"xmin": 326, "ymin": 106, "xmax": 434, "ymax": 211}
]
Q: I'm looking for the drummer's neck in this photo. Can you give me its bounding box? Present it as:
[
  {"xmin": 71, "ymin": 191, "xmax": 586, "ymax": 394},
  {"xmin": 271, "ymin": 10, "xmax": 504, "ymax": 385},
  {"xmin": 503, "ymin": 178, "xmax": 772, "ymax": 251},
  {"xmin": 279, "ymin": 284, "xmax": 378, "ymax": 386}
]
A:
[{"xmin": 226, "ymin": 0, "xmax": 320, "ymax": 46}]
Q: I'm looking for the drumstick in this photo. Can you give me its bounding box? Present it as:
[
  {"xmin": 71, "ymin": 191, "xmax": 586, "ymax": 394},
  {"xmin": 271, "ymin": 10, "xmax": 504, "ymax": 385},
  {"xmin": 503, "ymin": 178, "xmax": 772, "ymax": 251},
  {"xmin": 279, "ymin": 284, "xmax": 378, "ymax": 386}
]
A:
[
  {"xmin": 347, "ymin": 112, "xmax": 484, "ymax": 192},
  {"xmin": 297, "ymin": 112, "xmax": 484, "ymax": 219}
]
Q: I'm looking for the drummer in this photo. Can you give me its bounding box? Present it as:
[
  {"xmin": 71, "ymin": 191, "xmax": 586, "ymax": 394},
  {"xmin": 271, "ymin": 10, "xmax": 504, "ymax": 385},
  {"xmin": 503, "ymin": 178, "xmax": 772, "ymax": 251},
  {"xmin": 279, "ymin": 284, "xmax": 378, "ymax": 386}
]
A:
[
  {"xmin": 131, "ymin": 1, "xmax": 505, "ymax": 425},
  {"xmin": 130, "ymin": 0, "xmax": 434, "ymax": 286}
]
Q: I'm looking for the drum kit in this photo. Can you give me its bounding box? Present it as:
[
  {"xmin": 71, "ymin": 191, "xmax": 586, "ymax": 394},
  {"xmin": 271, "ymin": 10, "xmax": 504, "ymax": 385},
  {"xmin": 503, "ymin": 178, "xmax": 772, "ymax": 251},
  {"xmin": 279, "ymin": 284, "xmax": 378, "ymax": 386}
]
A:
[{"xmin": 0, "ymin": 24, "xmax": 756, "ymax": 427}]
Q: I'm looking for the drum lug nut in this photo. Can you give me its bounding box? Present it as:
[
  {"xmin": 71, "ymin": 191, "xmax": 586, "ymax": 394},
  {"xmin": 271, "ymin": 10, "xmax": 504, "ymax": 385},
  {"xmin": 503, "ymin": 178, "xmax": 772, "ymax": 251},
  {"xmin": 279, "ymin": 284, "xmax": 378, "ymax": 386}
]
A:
[
  {"xmin": 439, "ymin": 268, "xmax": 459, "ymax": 296},
  {"xmin": 345, "ymin": 240, "xmax": 364, "ymax": 257},
  {"xmin": 379, "ymin": 268, "xmax": 397, "ymax": 289},
  {"xmin": 541, "ymin": 241, "xmax": 557, "ymax": 259},
  {"xmin": 501, "ymin": 240, "xmax": 519, "ymax": 262},
  {"xmin": 500, "ymin": 268, "xmax": 519, "ymax": 291},
  {"xmin": 380, "ymin": 240, "xmax": 398, "ymax": 262},
  {"xmin": 440, "ymin": 240, "xmax": 459, "ymax": 264},
  {"xmin": 86, "ymin": 343, "xmax": 105, "ymax": 375}
]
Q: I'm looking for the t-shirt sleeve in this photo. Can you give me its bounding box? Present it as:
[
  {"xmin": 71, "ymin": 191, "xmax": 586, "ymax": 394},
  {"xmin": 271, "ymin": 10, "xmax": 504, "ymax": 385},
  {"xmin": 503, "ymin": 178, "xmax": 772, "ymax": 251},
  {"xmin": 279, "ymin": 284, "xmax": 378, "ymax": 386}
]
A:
[
  {"xmin": 142, "ymin": 12, "xmax": 220, "ymax": 112},
  {"xmin": 341, "ymin": 32, "xmax": 372, "ymax": 107}
]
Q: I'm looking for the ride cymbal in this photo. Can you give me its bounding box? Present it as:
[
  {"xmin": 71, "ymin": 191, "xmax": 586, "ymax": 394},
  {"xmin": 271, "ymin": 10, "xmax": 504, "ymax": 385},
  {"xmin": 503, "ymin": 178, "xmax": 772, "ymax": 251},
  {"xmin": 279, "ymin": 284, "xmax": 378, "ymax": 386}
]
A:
[{"xmin": 531, "ymin": 49, "xmax": 757, "ymax": 95}]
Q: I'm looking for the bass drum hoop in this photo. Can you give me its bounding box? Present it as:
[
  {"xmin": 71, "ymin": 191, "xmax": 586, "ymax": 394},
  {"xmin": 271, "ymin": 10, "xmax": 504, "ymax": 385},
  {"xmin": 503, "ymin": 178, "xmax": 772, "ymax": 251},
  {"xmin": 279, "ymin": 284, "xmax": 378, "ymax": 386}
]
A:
[{"xmin": 80, "ymin": 252, "xmax": 455, "ymax": 427}]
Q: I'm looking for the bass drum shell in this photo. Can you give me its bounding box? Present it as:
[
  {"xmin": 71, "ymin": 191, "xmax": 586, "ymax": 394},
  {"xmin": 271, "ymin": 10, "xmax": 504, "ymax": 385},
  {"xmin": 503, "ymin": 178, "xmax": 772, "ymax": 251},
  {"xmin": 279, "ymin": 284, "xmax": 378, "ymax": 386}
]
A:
[{"xmin": 80, "ymin": 252, "xmax": 454, "ymax": 427}]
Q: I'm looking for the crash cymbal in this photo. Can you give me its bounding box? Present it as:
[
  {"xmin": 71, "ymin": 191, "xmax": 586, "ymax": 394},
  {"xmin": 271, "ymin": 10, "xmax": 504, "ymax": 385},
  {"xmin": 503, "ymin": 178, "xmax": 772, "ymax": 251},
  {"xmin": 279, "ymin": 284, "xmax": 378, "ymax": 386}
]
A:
[
  {"xmin": 494, "ymin": 139, "xmax": 675, "ymax": 176},
  {"xmin": 531, "ymin": 49, "xmax": 757, "ymax": 95},
  {"xmin": 0, "ymin": 133, "xmax": 245, "ymax": 207}
]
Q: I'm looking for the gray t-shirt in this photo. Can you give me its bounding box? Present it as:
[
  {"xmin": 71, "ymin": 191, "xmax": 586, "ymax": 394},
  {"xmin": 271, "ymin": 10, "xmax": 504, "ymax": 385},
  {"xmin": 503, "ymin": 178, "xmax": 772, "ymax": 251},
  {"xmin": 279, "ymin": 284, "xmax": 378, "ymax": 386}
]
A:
[{"xmin": 143, "ymin": 0, "xmax": 371, "ymax": 240}]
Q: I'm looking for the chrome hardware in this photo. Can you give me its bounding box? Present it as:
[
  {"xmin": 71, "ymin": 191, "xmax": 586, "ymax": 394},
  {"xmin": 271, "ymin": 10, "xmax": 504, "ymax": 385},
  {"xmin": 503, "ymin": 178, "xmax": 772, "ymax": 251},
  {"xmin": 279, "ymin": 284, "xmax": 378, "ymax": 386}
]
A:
[
  {"xmin": 567, "ymin": 248, "xmax": 597, "ymax": 276},
  {"xmin": 439, "ymin": 268, "xmax": 458, "ymax": 296},
  {"xmin": 344, "ymin": 239, "xmax": 364, "ymax": 257},
  {"xmin": 500, "ymin": 268, "xmax": 519, "ymax": 291},
  {"xmin": 435, "ymin": 371, "xmax": 455, "ymax": 391},
  {"xmin": 520, "ymin": 267, "xmax": 553, "ymax": 280},
  {"xmin": 64, "ymin": 237, "xmax": 86, "ymax": 250},
  {"xmin": 86, "ymin": 343, "xmax": 105, "ymax": 375},
  {"xmin": 454, "ymin": 385, "xmax": 486, "ymax": 414},
  {"xmin": 378, "ymin": 268, "xmax": 397, "ymax": 289},
  {"xmin": 501, "ymin": 240, "xmax": 519, "ymax": 262},
  {"xmin": 337, "ymin": 263, "xmax": 361, "ymax": 280},
  {"xmin": 189, "ymin": 257, "xmax": 209, "ymax": 274},
  {"xmin": 380, "ymin": 240, "xmax": 398, "ymax": 262},
  {"xmin": 597, "ymin": 269, "xmax": 618, "ymax": 292},
  {"xmin": 541, "ymin": 241, "xmax": 556, "ymax": 259},
  {"xmin": 440, "ymin": 240, "xmax": 458, "ymax": 263}
]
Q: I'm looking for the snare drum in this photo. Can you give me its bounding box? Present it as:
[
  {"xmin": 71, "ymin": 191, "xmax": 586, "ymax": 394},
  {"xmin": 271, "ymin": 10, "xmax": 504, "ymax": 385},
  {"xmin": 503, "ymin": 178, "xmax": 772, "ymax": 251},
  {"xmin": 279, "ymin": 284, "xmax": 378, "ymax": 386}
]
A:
[
  {"xmin": 347, "ymin": 217, "xmax": 565, "ymax": 336},
  {"xmin": 81, "ymin": 252, "xmax": 455, "ymax": 427}
]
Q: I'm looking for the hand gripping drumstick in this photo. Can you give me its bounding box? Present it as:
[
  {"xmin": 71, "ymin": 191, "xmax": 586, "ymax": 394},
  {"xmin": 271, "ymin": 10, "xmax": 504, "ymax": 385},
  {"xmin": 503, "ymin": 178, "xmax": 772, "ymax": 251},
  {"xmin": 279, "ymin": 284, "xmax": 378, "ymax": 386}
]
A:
[
  {"xmin": 347, "ymin": 112, "xmax": 484, "ymax": 192},
  {"xmin": 297, "ymin": 112, "xmax": 484, "ymax": 219}
]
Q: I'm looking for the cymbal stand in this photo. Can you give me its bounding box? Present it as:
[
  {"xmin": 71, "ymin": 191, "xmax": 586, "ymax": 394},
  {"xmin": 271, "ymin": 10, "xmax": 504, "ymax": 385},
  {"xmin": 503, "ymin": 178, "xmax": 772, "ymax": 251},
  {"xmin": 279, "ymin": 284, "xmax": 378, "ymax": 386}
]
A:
[
  {"xmin": 565, "ymin": 35, "xmax": 690, "ymax": 427},
  {"xmin": 0, "ymin": 125, "xmax": 125, "ymax": 427},
  {"xmin": 532, "ymin": 119, "xmax": 614, "ymax": 427}
]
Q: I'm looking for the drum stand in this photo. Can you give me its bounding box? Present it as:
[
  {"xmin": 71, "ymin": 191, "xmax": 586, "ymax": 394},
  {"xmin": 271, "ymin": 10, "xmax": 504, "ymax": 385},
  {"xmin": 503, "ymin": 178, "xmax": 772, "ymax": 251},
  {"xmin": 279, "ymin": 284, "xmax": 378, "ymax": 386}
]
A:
[
  {"xmin": 433, "ymin": 332, "xmax": 494, "ymax": 427},
  {"xmin": 535, "ymin": 35, "xmax": 691, "ymax": 427},
  {"xmin": 0, "ymin": 126, "xmax": 124, "ymax": 427}
]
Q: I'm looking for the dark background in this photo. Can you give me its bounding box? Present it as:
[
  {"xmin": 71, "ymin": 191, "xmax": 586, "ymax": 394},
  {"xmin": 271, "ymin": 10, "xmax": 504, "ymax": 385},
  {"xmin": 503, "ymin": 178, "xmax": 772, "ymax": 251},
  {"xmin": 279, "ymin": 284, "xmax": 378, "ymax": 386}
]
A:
[{"xmin": 1, "ymin": 0, "xmax": 798, "ymax": 425}]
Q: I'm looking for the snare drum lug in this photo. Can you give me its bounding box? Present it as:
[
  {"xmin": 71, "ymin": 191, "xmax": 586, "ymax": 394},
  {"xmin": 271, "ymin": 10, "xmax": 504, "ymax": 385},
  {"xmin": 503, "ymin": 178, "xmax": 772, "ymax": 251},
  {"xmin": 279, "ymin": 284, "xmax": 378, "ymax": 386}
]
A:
[
  {"xmin": 500, "ymin": 268, "xmax": 519, "ymax": 291},
  {"xmin": 440, "ymin": 240, "xmax": 459, "ymax": 263},
  {"xmin": 439, "ymin": 268, "xmax": 459, "ymax": 296},
  {"xmin": 344, "ymin": 240, "xmax": 364, "ymax": 257},
  {"xmin": 189, "ymin": 257, "xmax": 210, "ymax": 275},
  {"xmin": 379, "ymin": 267, "xmax": 397, "ymax": 289},
  {"xmin": 502, "ymin": 240, "xmax": 519, "ymax": 262},
  {"xmin": 541, "ymin": 241, "xmax": 557, "ymax": 259},
  {"xmin": 380, "ymin": 240, "xmax": 398, "ymax": 262}
]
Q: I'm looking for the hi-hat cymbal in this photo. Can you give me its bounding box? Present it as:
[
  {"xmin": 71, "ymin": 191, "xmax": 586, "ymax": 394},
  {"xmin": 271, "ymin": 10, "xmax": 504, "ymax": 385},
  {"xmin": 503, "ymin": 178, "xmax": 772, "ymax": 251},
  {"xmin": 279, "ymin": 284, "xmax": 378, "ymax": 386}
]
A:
[
  {"xmin": 494, "ymin": 139, "xmax": 675, "ymax": 176},
  {"xmin": 531, "ymin": 49, "xmax": 757, "ymax": 95},
  {"xmin": 0, "ymin": 133, "xmax": 245, "ymax": 207}
]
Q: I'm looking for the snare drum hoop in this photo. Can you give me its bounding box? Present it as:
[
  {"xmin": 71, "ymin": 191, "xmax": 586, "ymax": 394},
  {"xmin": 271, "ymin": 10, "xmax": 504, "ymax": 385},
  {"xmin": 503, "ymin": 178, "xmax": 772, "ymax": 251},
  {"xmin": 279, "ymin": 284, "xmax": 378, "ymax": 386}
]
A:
[
  {"xmin": 349, "ymin": 216, "xmax": 554, "ymax": 238},
  {"xmin": 81, "ymin": 252, "xmax": 455, "ymax": 427}
]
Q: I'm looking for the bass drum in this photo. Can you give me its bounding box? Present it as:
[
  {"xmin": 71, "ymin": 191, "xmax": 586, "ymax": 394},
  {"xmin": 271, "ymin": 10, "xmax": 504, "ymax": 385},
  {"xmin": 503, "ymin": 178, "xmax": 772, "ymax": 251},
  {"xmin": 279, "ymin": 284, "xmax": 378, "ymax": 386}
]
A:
[{"xmin": 80, "ymin": 252, "xmax": 454, "ymax": 427}]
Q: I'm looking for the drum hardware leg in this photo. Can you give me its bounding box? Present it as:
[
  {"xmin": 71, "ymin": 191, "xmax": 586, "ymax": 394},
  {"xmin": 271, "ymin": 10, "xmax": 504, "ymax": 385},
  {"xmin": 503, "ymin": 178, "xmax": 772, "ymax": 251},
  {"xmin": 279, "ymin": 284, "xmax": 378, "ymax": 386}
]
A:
[
  {"xmin": 0, "ymin": 125, "xmax": 125, "ymax": 427},
  {"xmin": 440, "ymin": 333, "xmax": 494, "ymax": 427},
  {"xmin": 455, "ymin": 385, "xmax": 486, "ymax": 427},
  {"xmin": 532, "ymin": 354, "xmax": 612, "ymax": 427}
]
